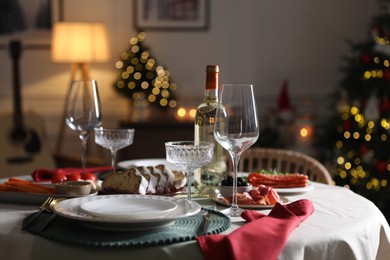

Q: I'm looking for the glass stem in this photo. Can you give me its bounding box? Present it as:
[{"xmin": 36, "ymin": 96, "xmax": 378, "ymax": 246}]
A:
[
  {"xmin": 111, "ymin": 149, "xmax": 117, "ymax": 172},
  {"xmin": 187, "ymin": 171, "xmax": 194, "ymax": 201},
  {"xmin": 79, "ymin": 133, "xmax": 89, "ymax": 174},
  {"xmin": 230, "ymin": 153, "xmax": 240, "ymax": 215}
]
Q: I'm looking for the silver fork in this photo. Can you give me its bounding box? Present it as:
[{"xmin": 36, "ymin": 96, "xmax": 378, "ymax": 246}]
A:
[
  {"xmin": 197, "ymin": 212, "xmax": 212, "ymax": 236},
  {"xmin": 22, "ymin": 196, "xmax": 54, "ymax": 230},
  {"xmin": 40, "ymin": 198, "xmax": 65, "ymax": 230}
]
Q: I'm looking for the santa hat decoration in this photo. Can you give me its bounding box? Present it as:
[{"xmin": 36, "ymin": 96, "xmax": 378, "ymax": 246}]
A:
[
  {"xmin": 278, "ymin": 79, "xmax": 291, "ymax": 111},
  {"xmin": 278, "ymin": 79, "xmax": 294, "ymax": 122}
]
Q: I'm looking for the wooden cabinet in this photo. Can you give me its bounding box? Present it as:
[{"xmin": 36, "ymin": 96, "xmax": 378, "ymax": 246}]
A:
[{"xmin": 118, "ymin": 121, "xmax": 194, "ymax": 160}]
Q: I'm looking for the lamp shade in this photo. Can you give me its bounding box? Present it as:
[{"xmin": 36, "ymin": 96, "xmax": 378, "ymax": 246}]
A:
[{"xmin": 51, "ymin": 22, "xmax": 110, "ymax": 63}]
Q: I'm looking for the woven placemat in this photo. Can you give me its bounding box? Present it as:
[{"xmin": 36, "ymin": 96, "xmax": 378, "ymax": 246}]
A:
[{"xmin": 23, "ymin": 208, "xmax": 231, "ymax": 248}]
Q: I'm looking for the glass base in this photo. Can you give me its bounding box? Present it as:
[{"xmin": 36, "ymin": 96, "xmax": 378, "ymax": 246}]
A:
[
  {"xmin": 197, "ymin": 185, "xmax": 219, "ymax": 198},
  {"xmin": 221, "ymin": 207, "xmax": 244, "ymax": 217}
]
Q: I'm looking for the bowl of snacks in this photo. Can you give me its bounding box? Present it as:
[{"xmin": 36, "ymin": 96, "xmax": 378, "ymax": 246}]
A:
[
  {"xmin": 55, "ymin": 181, "xmax": 92, "ymax": 196},
  {"xmin": 218, "ymin": 176, "xmax": 252, "ymax": 198}
]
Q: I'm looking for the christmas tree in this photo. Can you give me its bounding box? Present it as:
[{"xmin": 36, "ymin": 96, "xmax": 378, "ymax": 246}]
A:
[
  {"xmin": 113, "ymin": 32, "xmax": 178, "ymax": 119},
  {"xmin": 321, "ymin": 0, "xmax": 390, "ymax": 221}
]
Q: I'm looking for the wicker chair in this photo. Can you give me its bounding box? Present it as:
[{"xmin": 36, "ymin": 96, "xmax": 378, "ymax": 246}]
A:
[{"xmin": 237, "ymin": 148, "xmax": 333, "ymax": 185}]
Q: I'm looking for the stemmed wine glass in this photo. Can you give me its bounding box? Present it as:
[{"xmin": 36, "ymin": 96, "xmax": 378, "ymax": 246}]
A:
[
  {"xmin": 214, "ymin": 84, "xmax": 259, "ymax": 216},
  {"xmin": 94, "ymin": 128, "xmax": 135, "ymax": 172},
  {"xmin": 165, "ymin": 141, "xmax": 214, "ymax": 206},
  {"xmin": 65, "ymin": 80, "xmax": 102, "ymax": 173}
]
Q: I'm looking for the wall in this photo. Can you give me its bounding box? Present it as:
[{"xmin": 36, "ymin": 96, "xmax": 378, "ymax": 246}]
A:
[{"xmin": 0, "ymin": 0, "xmax": 376, "ymax": 164}]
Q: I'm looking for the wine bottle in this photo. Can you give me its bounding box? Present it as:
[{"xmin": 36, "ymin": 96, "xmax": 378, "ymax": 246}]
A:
[{"xmin": 194, "ymin": 65, "xmax": 227, "ymax": 190}]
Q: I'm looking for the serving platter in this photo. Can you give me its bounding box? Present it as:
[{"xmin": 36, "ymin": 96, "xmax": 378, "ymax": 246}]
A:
[
  {"xmin": 118, "ymin": 158, "xmax": 181, "ymax": 170},
  {"xmin": 52, "ymin": 194, "xmax": 201, "ymax": 231},
  {"xmin": 0, "ymin": 189, "xmax": 97, "ymax": 205},
  {"xmin": 238, "ymin": 172, "xmax": 314, "ymax": 194}
]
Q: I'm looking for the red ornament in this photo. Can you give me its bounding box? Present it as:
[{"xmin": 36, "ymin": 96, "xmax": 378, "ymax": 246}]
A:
[
  {"xmin": 359, "ymin": 144, "xmax": 369, "ymax": 155},
  {"xmin": 342, "ymin": 120, "xmax": 352, "ymax": 132},
  {"xmin": 360, "ymin": 53, "xmax": 371, "ymax": 65},
  {"xmin": 375, "ymin": 160, "xmax": 386, "ymax": 173},
  {"xmin": 383, "ymin": 68, "xmax": 390, "ymax": 80},
  {"xmin": 380, "ymin": 97, "xmax": 390, "ymax": 113}
]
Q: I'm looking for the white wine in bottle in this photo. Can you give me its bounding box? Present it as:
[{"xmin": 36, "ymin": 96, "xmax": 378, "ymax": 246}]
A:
[{"xmin": 194, "ymin": 65, "xmax": 227, "ymax": 190}]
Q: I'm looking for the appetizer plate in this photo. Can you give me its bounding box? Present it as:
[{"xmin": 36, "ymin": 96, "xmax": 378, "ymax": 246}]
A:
[
  {"xmin": 212, "ymin": 196, "xmax": 289, "ymax": 209},
  {"xmin": 52, "ymin": 194, "xmax": 201, "ymax": 231},
  {"xmin": 79, "ymin": 197, "xmax": 178, "ymax": 220},
  {"xmin": 0, "ymin": 189, "xmax": 98, "ymax": 205},
  {"xmin": 117, "ymin": 158, "xmax": 181, "ymax": 171}
]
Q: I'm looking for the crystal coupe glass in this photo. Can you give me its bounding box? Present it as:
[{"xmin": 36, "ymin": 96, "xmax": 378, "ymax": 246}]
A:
[
  {"xmin": 165, "ymin": 141, "xmax": 214, "ymax": 204},
  {"xmin": 94, "ymin": 128, "xmax": 135, "ymax": 172}
]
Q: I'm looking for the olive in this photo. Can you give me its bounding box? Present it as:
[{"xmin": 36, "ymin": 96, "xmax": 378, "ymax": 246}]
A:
[
  {"xmin": 221, "ymin": 179, "xmax": 229, "ymax": 186},
  {"xmin": 220, "ymin": 176, "xmax": 248, "ymax": 186}
]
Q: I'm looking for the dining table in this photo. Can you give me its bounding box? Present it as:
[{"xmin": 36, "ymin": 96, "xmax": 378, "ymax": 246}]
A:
[{"xmin": 0, "ymin": 174, "xmax": 389, "ymax": 260}]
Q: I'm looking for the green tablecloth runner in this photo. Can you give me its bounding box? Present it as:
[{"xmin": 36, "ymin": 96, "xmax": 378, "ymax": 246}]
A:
[{"xmin": 23, "ymin": 208, "xmax": 231, "ymax": 248}]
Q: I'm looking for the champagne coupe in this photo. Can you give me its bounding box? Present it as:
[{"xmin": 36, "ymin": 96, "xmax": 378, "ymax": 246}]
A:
[
  {"xmin": 214, "ymin": 84, "xmax": 259, "ymax": 216},
  {"xmin": 165, "ymin": 141, "xmax": 214, "ymax": 204},
  {"xmin": 65, "ymin": 80, "xmax": 102, "ymax": 173},
  {"xmin": 94, "ymin": 128, "xmax": 135, "ymax": 172}
]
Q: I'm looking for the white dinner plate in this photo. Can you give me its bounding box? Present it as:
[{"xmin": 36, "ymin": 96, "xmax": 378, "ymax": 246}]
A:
[
  {"xmin": 274, "ymin": 183, "xmax": 314, "ymax": 194},
  {"xmin": 212, "ymin": 196, "xmax": 289, "ymax": 209},
  {"xmin": 52, "ymin": 194, "xmax": 201, "ymax": 231},
  {"xmin": 117, "ymin": 158, "xmax": 181, "ymax": 171},
  {"xmin": 79, "ymin": 197, "xmax": 178, "ymax": 220}
]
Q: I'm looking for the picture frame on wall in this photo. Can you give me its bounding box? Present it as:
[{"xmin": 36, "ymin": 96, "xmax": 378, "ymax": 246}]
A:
[
  {"xmin": 134, "ymin": 0, "xmax": 209, "ymax": 31},
  {"xmin": 0, "ymin": 0, "xmax": 63, "ymax": 50}
]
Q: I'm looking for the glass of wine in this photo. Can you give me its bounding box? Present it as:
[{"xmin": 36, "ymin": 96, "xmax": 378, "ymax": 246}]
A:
[
  {"xmin": 94, "ymin": 128, "xmax": 135, "ymax": 172},
  {"xmin": 65, "ymin": 80, "xmax": 102, "ymax": 173},
  {"xmin": 214, "ymin": 84, "xmax": 259, "ymax": 216},
  {"xmin": 165, "ymin": 141, "xmax": 214, "ymax": 206}
]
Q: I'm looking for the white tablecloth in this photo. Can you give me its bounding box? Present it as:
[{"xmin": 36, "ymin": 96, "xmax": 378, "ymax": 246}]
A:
[{"xmin": 0, "ymin": 180, "xmax": 389, "ymax": 260}]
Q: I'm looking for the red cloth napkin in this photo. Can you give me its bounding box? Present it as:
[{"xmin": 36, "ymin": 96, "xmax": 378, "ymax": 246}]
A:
[
  {"xmin": 31, "ymin": 166, "xmax": 112, "ymax": 182},
  {"xmin": 196, "ymin": 199, "xmax": 314, "ymax": 260}
]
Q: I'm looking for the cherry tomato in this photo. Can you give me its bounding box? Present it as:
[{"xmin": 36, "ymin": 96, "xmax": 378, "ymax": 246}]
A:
[
  {"xmin": 81, "ymin": 173, "xmax": 97, "ymax": 182},
  {"xmin": 67, "ymin": 172, "xmax": 82, "ymax": 181},
  {"xmin": 51, "ymin": 173, "xmax": 67, "ymax": 183}
]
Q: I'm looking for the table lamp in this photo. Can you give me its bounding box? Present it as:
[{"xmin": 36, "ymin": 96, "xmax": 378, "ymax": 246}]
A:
[{"xmin": 51, "ymin": 22, "xmax": 110, "ymax": 154}]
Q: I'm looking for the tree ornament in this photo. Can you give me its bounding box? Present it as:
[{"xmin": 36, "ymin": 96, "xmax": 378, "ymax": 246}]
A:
[
  {"xmin": 342, "ymin": 120, "xmax": 352, "ymax": 132},
  {"xmin": 360, "ymin": 53, "xmax": 372, "ymax": 64},
  {"xmin": 380, "ymin": 97, "xmax": 390, "ymax": 113},
  {"xmin": 359, "ymin": 144, "xmax": 369, "ymax": 155},
  {"xmin": 375, "ymin": 160, "xmax": 386, "ymax": 173},
  {"xmin": 364, "ymin": 94, "xmax": 380, "ymax": 121},
  {"xmin": 383, "ymin": 68, "xmax": 390, "ymax": 80}
]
